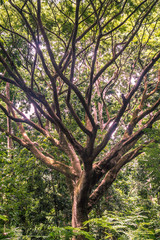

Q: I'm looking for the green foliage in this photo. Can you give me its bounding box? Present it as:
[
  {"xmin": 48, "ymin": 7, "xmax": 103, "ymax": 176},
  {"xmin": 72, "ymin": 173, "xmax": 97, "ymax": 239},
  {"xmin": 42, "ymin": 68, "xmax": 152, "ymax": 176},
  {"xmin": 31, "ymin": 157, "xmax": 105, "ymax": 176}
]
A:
[
  {"xmin": 0, "ymin": 147, "xmax": 72, "ymax": 238},
  {"xmin": 0, "ymin": 227, "xmax": 22, "ymax": 240},
  {"xmin": 0, "ymin": 215, "xmax": 8, "ymax": 222},
  {"xmin": 49, "ymin": 226, "xmax": 94, "ymax": 240},
  {"xmin": 85, "ymin": 210, "xmax": 160, "ymax": 240},
  {"xmin": 139, "ymin": 124, "xmax": 160, "ymax": 194},
  {"xmin": 87, "ymin": 158, "xmax": 160, "ymax": 240}
]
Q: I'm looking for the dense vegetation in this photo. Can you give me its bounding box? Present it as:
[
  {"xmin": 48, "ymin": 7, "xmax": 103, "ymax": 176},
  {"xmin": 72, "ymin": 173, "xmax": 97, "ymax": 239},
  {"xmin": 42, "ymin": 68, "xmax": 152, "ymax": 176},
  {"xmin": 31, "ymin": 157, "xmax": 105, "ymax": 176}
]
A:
[{"xmin": 0, "ymin": 0, "xmax": 160, "ymax": 239}]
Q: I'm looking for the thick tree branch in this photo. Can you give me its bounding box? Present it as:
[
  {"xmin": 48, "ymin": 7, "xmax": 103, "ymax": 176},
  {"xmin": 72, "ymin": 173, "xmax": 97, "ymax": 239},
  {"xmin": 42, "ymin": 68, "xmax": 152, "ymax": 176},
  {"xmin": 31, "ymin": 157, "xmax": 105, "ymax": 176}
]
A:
[
  {"xmin": 91, "ymin": 109, "xmax": 160, "ymax": 189},
  {"xmin": 88, "ymin": 144, "xmax": 146, "ymax": 212},
  {"xmin": 0, "ymin": 114, "xmax": 77, "ymax": 179},
  {"xmin": 0, "ymin": 125, "xmax": 26, "ymax": 146},
  {"xmin": 0, "ymin": 75, "xmax": 18, "ymax": 86}
]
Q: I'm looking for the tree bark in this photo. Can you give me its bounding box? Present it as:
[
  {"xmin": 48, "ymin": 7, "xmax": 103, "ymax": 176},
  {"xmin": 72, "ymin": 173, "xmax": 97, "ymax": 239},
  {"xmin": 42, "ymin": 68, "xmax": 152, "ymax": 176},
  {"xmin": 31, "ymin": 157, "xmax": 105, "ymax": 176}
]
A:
[
  {"xmin": 72, "ymin": 193, "xmax": 88, "ymax": 227},
  {"xmin": 71, "ymin": 171, "xmax": 91, "ymax": 240},
  {"xmin": 72, "ymin": 193, "xmax": 88, "ymax": 240}
]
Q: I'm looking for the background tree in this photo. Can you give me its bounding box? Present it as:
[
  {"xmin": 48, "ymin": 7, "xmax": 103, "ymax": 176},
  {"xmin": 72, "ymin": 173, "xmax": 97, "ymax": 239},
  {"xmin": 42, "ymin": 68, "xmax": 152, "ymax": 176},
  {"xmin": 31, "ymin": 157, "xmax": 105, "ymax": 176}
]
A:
[{"xmin": 0, "ymin": 0, "xmax": 160, "ymax": 239}]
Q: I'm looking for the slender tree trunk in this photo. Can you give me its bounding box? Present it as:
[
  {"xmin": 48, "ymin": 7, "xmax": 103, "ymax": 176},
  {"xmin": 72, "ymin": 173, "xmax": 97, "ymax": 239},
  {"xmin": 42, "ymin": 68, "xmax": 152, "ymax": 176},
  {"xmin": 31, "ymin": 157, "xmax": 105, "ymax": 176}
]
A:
[{"xmin": 6, "ymin": 83, "xmax": 12, "ymax": 150}]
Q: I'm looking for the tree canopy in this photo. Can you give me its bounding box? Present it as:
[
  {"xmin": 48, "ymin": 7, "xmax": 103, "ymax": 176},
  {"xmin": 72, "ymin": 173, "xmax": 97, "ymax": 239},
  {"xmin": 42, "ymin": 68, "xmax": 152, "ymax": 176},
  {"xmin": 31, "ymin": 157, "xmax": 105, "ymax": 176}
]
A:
[{"xmin": 0, "ymin": 0, "xmax": 160, "ymax": 238}]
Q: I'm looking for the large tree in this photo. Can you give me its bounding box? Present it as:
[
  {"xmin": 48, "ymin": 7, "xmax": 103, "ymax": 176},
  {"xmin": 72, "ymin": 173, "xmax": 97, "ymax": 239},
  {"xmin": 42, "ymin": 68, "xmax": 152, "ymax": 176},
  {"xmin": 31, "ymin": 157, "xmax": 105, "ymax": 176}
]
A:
[{"xmin": 0, "ymin": 0, "xmax": 160, "ymax": 238}]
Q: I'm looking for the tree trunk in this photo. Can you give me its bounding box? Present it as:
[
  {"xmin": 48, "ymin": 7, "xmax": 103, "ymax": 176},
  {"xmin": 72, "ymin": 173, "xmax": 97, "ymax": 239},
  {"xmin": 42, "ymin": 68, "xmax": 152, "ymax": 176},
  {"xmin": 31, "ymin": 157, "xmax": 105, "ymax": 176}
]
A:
[
  {"xmin": 6, "ymin": 83, "xmax": 12, "ymax": 150},
  {"xmin": 72, "ymin": 192, "xmax": 88, "ymax": 240},
  {"xmin": 71, "ymin": 171, "xmax": 91, "ymax": 240},
  {"xmin": 72, "ymin": 192, "xmax": 88, "ymax": 227}
]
